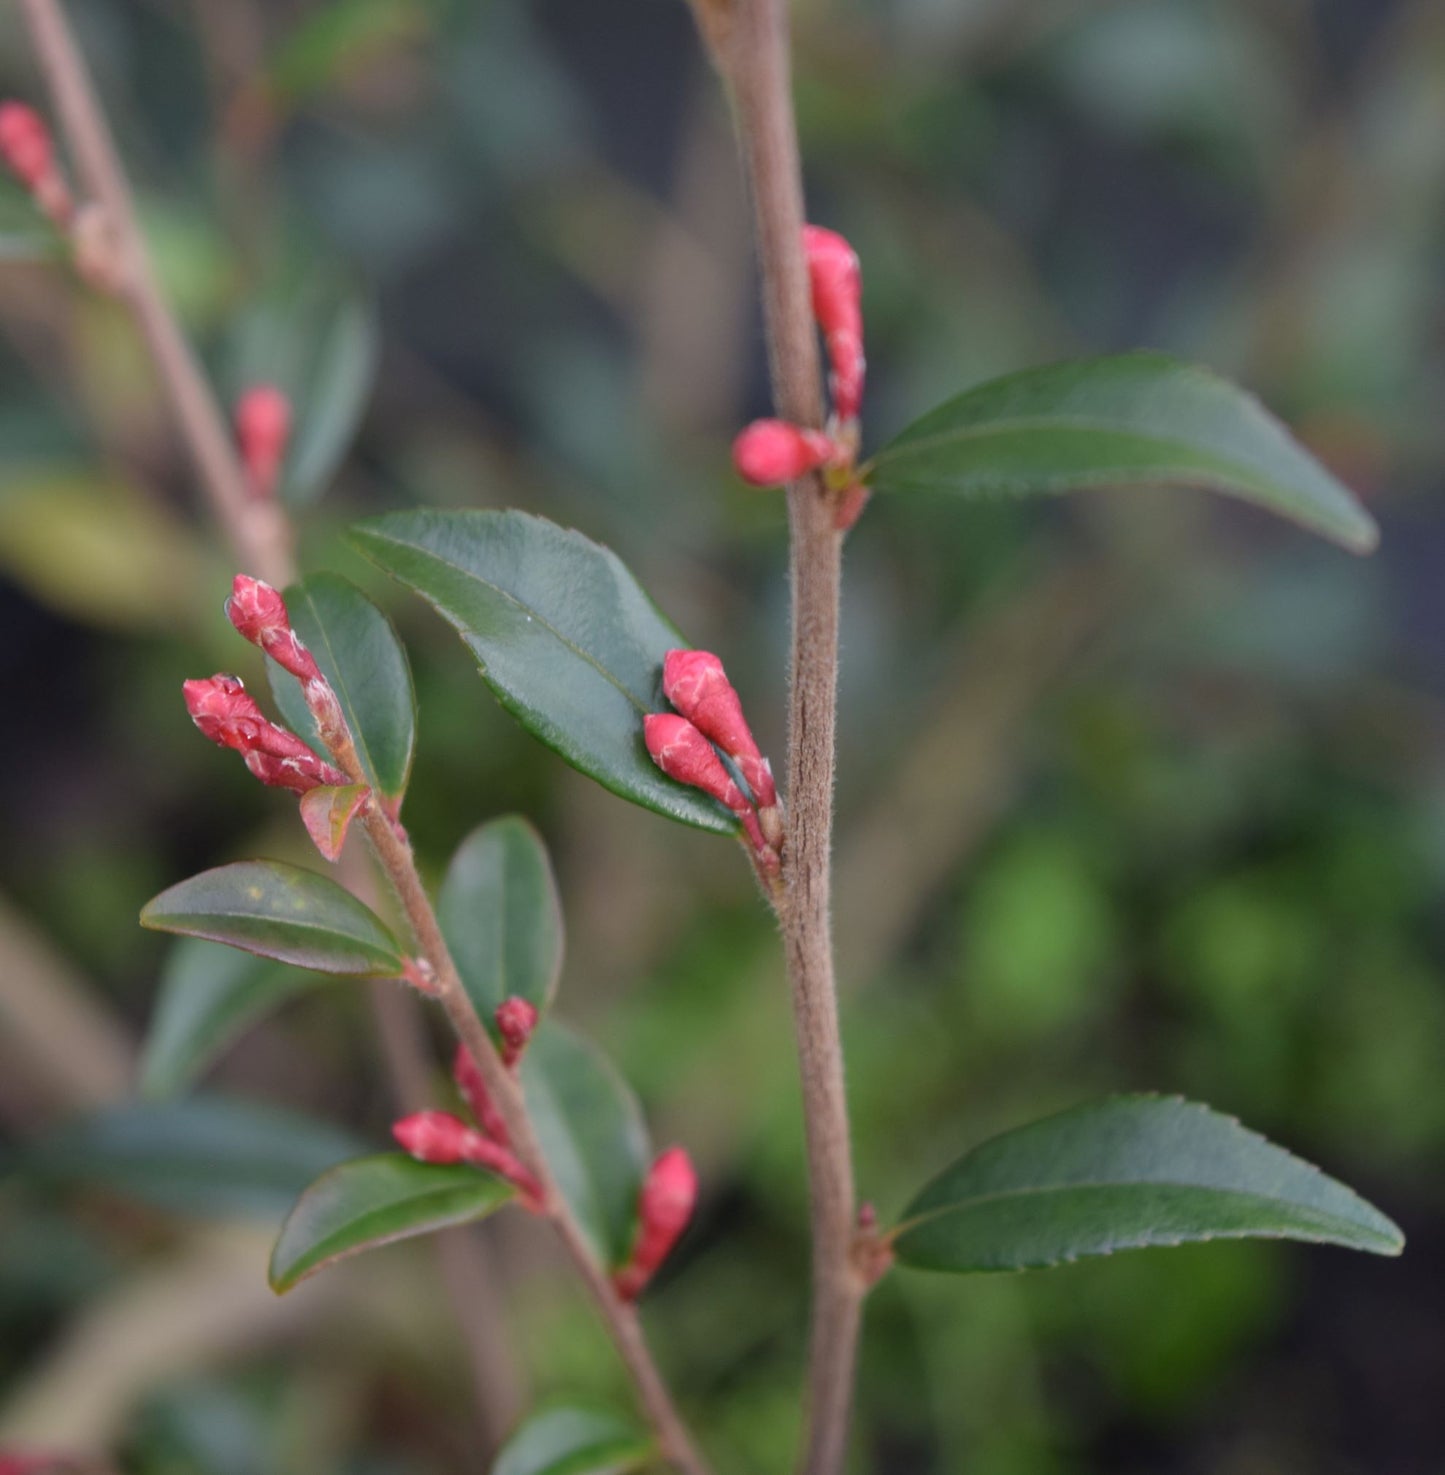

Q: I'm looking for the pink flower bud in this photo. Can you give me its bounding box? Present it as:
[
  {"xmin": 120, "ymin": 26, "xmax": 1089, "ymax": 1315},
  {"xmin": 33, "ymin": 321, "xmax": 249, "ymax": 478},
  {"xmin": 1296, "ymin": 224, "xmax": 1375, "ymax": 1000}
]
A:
[
  {"xmin": 183, "ymin": 673, "xmax": 346, "ymax": 794},
  {"xmin": 803, "ymin": 224, "xmax": 866, "ymax": 421},
  {"xmin": 643, "ymin": 713, "xmax": 768, "ymax": 854},
  {"xmin": 225, "ymin": 574, "xmax": 321, "ymax": 683},
  {"xmin": 452, "ymin": 1043, "xmax": 511, "ymax": 1146},
  {"xmin": 234, "ymin": 385, "xmax": 291, "ymax": 501},
  {"xmin": 732, "ymin": 419, "xmax": 836, "ymax": 486},
  {"xmin": 393, "ymin": 1110, "xmax": 474, "ymax": 1165},
  {"xmin": 495, "ymin": 997, "xmax": 539, "ymax": 1068},
  {"xmin": 613, "ymin": 1147, "xmax": 697, "ymax": 1301},
  {"xmin": 0, "ymin": 103, "xmax": 52, "ymax": 191},
  {"xmin": 459, "ymin": 1134, "xmax": 545, "ymax": 1206},
  {"xmin": 662, "ymin": 650, "xmax": 776, "ymax": 809}
]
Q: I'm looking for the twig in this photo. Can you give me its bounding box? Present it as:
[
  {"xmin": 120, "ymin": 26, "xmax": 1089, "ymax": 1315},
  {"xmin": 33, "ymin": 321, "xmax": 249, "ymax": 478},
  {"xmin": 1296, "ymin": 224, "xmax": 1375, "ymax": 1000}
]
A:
[{"xmin": 697, "ymin": 1, "xmax": 864, "ymax": 1469}]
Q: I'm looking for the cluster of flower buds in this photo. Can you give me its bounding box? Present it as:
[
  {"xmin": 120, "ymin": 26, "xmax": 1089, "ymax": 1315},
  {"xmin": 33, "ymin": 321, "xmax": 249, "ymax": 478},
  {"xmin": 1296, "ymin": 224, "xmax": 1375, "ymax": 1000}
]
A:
[
  {"xmin": 234, "ymin": 385, "xmax": 292, "ymax": 501},
  {"xmin": 391, "ymin": 1000, "xmax": 545, "ymax": 1205},
  {"xmin": 183, "ymin": 674, "xmax": 345, "ymax": 795},
  {"xmin": 0, "ymin": 102, "xmax": 73, "ymax": 228},
  {"xmin": 613, "ymin": 1147, "xmax": 698, "ymax": 1302},
  {"xmin": 644, "ymin": 649, "xmax": 782, "ymax": 872},
  {"xmin": 730, "ymin": 224, "xmax": 870, "ymax": 529}
]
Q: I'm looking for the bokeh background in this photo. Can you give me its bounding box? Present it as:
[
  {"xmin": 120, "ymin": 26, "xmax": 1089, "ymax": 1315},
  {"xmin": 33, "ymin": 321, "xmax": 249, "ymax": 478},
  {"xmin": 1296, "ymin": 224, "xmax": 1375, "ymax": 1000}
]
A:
[{"xmin": 3, "ymin": 0, "xmax": 1444, "ymax": 1470}]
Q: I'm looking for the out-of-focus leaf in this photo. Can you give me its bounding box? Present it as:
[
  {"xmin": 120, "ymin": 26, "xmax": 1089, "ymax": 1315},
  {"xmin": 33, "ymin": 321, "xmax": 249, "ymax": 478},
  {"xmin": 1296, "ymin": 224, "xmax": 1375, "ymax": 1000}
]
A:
[
  {"xmin": 269, "ymin": 1153, "xmax": 513, "ymax": 1292},
  {"xmin": 439, "ymin": 817, "xmax": 564, "ymax": 1028},
  {"xmin": 893, "ymin": 1096, "xmax": 1404, "ymax": 1273},
  {"xmin": 492, "ymin": 1407, "xmax": 654, "ymax": 1475},
  {"xmin": 867, "ymin": 353, "xmax": 1379, "ymax": 553},
  {"xmin": 0, "ymin": 182, "xmax": 59, "ymax": 262},
  {"xmin": 141, "ymin": 860, "xmax": 404, "ymax": 976},
  {"xmin": 268, "ymin": 572, "xmax": 416, "ymax": 802},
  {"xmin": 350, "ymin": 509, "xmax": 736, "ymax": 833},
  {"xmin": 522, "ymin": 1025, "xmax": 649, "ymax": 1267},
  {"xmin": 267, "ymin": 0, "xmax": 432, "ymax": 105},
  {"xmin": 140, "ymin": 938, "xmax": 330, "ymax": 1100},
  {"xmin": 31, "ymin": 1097, "xmax": 364, "ymax": 1220},
  {"xmin": 224, "ymin": 265, "xmax": 378, "ymax": 506},
  {"xmin": 0, "ymin": 471, "xmax": 210, "ymax": 630}
]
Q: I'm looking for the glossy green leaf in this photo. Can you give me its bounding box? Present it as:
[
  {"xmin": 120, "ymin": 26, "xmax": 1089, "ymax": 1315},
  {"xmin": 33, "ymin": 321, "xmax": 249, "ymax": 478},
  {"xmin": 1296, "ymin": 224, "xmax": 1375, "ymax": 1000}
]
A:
[
  {"xmin": 349, "ymin": 509, "xmax": 737, "ymax": 834},
  {"xmin": 224, "ymin": 265, "xmax": 378, "ymax": 506},
  {"xmin": 492, "ymin": 1407, "xmax": 654, "ymax": 1475},
  {"xmin": 867, "ymin": 353, "xmax": 1378, "ymax": 553},
  {"xmin": 31, "ymin": 1097, "xmax": 364, "ymax": 1221},
  {"xmin": 893, "ymin": 1095, "xmax": 1404, "ymax": 1273},
  {"xmin": 439, "ymin": 817, "xmax": 564, "ymax": 1028},
  {"xmin": 270, "ymin": 1153, "xmax": 514, "ymax": 1292},
  {"xmin": 141, "ymin": 860, "xmax": 404, "ymax": 976},
  {"xmin": 522, "ymin": 1025, "xmax": 650, "ymax": 1266},
  {"xmin": 268, "ymin": 572, "xmax": 416, "ymax": 802},
  {"xmin": 140, "ymin": 938, "xmax": 332, "ymax": 1100}
]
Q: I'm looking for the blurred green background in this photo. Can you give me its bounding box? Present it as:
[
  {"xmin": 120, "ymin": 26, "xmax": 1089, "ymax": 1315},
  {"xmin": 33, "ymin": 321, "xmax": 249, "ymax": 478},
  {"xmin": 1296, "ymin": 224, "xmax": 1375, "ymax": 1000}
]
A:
[{"xmin": 2, "ymin": 0, "xmax": 1443, "ymax": 1470}]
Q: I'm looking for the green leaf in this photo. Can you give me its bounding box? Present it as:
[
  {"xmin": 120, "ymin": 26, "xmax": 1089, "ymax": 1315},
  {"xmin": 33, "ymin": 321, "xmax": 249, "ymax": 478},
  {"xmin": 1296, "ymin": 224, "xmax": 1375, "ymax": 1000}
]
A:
[
  {"xmin": 140, "ymin": 938, "xmax": 332, "ymax": 1100},
  {"xmin": 522, "ymin": 1025, "xmax": 650, "ymax": 1267},
  {"xmin": 30, "ymin": 1097, "xmax": 364, "ymax": 1221},
  {"xmin": 268, "ymin": 572, "xmax": 416, "ymax": 802},
  {"xmin": 893, "ymin": 1095, "xmax": 1404, "ymax": 1273},
  {"xmin": 141, "ymin": 860, "xmax": 404, "ymax": 977},
  {"xmin": 492, "ymin": 1407, "xmax": 654, "ymax": 1475},
  {"xmin": 349, "ymin": 509, "xmax": 737, "ymax": 834},
  {"xmin": 269, "ymin": 1153, "xmax": 514, "ymax": 1292},
  {"xmin": 224, "ymin": 264, "xmax": 378, "ymax": 506},
  {"xmin": 867, "ymin": 352, "xmax": 1378, "ymax": 554},
  {"xmin": 267, "ymin": 0, "xmax": 431, "ymax": 105},
  {"xmin": 439, "ymin": 817, "xmax": 564, "ymax": 1028}
]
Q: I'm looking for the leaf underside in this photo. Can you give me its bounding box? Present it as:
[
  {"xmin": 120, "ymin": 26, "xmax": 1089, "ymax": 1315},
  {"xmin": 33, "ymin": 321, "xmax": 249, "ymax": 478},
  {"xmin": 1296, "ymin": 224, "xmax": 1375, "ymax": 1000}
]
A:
[
  {"xmin": 894, "ymin": 1095, "xmax": 1403, "ymax": 1273},
  {"xmin": 868, "ymin": 352, "xmax": 1378, "ymax": 554}
]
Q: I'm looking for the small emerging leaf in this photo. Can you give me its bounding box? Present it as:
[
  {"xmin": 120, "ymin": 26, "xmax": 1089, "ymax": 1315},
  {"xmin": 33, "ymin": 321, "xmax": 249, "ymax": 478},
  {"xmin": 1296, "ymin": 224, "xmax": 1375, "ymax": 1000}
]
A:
[
  {"xmin": 299, "ymin": 782, "xmax": 370, "ymax": 862},
  {"xmin": 141, "ymin": 860, "xmax": 404, "ymax": 976},
  {"xmin": 893, "ymin": 1095, "xmax": 1404, "ymax": 1274},
  {"xmin": 349, "ymin": 509, "xmax": 737, "ymax": 834},
  {"xmin": 268, "ymin": 571, "xmax": 416, "ymax": 803},
  {"xmin": 140, "ymin": 938, "xmax": 331, "ymax": 1099},
  {"xmin": 492, "ymin": 1407, "xmax": 654, "ymax": 1475},
  {"xmin": 31, "ymin": 1096, "xmax": 364, "ymax": 1221},
  {"xmin": 522, "ymin": 1025, "xmax": 650, "ymax": 1267},
  {"xmin": 439, "ymin": 817, "xmax": 564, "ymax": 1028},
  {"xmin": 867, "ymin": 352, "xmax": 1378, "ymax": 553},
  {"xmin": 270, "ymin": 1153, "xmax": 514, "ymax": 1291}
]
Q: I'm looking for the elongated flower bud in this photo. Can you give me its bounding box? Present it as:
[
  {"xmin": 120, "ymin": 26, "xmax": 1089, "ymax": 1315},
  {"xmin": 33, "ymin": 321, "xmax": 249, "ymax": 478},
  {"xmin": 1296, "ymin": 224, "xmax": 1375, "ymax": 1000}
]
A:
[
  {"xmin": 662, "ymin": 650, "xmax": 776, "ymax": 809},
  {"xmin": 234, "ymin": 385, "xmax": 291, "ymax": 501},
  {"xmin": 643, "ymin": 713, "xmax": 768, "ymax": 855},
  {"xmin": 225, "ymin": 574, "xmax": 321, "ymax": 683},
  {"xmin": 452, "ymin": 1042, "xmax": 511, "ymax": 1146},
  {"xmin": 459, "ymin": 1134, "xmax": 545, "ymax": 1205},
  {"xmin": 732, "ymin": 419, "xmax": 836, "ymax": 486},
  {"xmin": 495, "ymin": 997, "xmax": 539, "ymax": 1068},
  {"xmin": 183, "ymin": 674, "xmax": 346, "ymax": 793},
  {"xmin": 394, "ymin": 1110, "xmax": 474, "ymax": 1164},
  {"xmin": 613, "ymin": 1147, "xmax": 697, "ymax": 1301},
  {"xmin": 803, "ymin": 224, "xmax": 865, "ymax": 421},
  {"xmin": 0, "ymin": 103, "xmax": 52, "ymax": 191}
]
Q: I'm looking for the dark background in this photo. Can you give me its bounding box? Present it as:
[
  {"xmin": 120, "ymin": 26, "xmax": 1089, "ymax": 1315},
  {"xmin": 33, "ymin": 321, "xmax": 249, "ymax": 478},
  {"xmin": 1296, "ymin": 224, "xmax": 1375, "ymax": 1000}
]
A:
[{"xmin": 2, "ymin": 0, "xmax": 1443, "ymax": 1470}]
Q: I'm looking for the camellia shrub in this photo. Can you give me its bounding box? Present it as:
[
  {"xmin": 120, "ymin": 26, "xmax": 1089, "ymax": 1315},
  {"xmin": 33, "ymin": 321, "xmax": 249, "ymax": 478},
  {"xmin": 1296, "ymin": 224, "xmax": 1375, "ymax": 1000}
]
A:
[{"xmin": 0, "ymin": 1, "xmax": 1401, "ymax": 1472}]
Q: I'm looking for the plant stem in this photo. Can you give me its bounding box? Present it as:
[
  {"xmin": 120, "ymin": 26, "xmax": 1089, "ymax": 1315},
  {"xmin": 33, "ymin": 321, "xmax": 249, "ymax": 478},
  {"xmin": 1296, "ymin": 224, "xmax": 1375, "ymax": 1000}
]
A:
[
  {"xmin": 697, "ymin": 1, "xmax": 864, "ymax": 1470},
  {"xmin": 13, "ymin": 6, "xmax": 702, "ymax": 1458}
]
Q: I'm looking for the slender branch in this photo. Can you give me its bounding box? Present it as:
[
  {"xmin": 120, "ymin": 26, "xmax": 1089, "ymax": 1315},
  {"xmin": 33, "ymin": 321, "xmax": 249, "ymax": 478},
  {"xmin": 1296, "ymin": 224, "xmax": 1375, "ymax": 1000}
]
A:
[{"xmin": 699, "ymin": 2, "xmax": 864, "ymax": 1470}]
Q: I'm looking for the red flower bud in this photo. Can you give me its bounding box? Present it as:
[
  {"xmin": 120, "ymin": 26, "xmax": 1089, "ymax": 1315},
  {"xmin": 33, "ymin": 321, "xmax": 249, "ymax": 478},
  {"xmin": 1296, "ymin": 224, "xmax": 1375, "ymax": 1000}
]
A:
[
  {"xmin": 225, "ymin": 574, "xmax": 321, "ymax": 683},
  {"xmin": 803, "ymin": 224, "xmax": 865, "ymax": 422},
  {"xmin": 452, "ymin": 1042, "xmax": 511, "ymax": 1146},
  {"xmin": 183, "ymin": 674, "xmax": 346, "ymax": 794},
  {"xmin": 234, "ymin": 385, "xmax": 292, "ymax": 501},
  {"xmin": 0, "ymin": 103, "xmax": 52, "ymax": 191},
  {"xmin": 662, "ymin": 649, "xmax": 776, "ymax": 809},
  {"xmin": 495, "ymin": 996, "xmax": 539, "ymax": 1068},
  {"xmin": 393, "ymin": 1110, "xmax": 475, "ymax": 1165},
  {"xmin": 459, "ymin": 1134, "xmax": 545, "ymax": 1206},
  {"xmin": 732, "ymin": 419, "xmax": 837, "ymax": 486},
  {"xmin": 613, "ymin": 1147, "xmax": 697, "ymax": 1301},
  {"xmin": 643, "ymin": 713, "xmax": 768, "ymax": 854}
]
